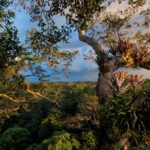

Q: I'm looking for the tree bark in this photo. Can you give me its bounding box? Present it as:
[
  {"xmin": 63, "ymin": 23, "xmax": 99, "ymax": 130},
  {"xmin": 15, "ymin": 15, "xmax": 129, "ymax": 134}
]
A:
[
  {"xmin": 97, "ymin": 72, "xmax": 114, "ymax": 104},
  {"xmin": 96, "ymin": 56, "xmax": 122, "ymax": 103},
  {"xmin": 78, "ymin": 32, "xmax": 104, "ymax": 57},
  {"xmin": 79, "ymin": 32, "xmax": 124, "ymax": 104}
]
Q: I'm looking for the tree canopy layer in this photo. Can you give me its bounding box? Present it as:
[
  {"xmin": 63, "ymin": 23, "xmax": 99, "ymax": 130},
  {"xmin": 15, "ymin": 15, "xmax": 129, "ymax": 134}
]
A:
[{"xmin": 0, "ymin": 81, "xmax": 150, "ymax": 149}]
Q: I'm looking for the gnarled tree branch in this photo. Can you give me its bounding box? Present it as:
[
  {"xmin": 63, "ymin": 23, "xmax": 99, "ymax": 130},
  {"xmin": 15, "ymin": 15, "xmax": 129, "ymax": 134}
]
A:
[
  {"xmin": 0, "ymin": 94, "xmax": 25, "ymax": 103},
  {"xmin": 79, "ymin": 31, "xmax": 104, "ymax": 57}
]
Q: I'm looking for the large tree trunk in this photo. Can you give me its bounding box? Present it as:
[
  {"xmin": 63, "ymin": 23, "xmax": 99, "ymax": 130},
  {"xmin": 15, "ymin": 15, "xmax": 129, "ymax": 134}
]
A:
[
  {"xmin": 96, "ymin": 55, "xmax": 120, "ymax": 104},
  {"xmin": 79, "ymin": 32, "xmax": 123, "ymax": 104},
  {"xmin": 97, "ymin": 72, "xmax": 114, "ymax": 104}
]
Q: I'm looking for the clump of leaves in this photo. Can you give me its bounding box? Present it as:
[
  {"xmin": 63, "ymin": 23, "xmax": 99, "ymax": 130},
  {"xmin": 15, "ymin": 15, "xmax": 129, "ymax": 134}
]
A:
[
  {"xmin": 42, "ymin": 107, "xmax": 64, "ymax": 130},
  {"xmin": 81, "ymin": 131, "xmax": 97, "ymax": 150},
  {"xmin": 66, "ymin": 95, "xmax": 100, "ymax": 130},
  {"xmin": 110, "ymin": 40, "xmax": 150, "ymax": 67},
  {"xmin": 0, "ymin": 126, "xmax": 31, "ymax": 150},
  {"xmin": 99, "ymin": 80, "xmax": 150, "ymax": 147},
  {"xmin": 28, "ymin": 131, "xmax": 80, "ymax": 150}
]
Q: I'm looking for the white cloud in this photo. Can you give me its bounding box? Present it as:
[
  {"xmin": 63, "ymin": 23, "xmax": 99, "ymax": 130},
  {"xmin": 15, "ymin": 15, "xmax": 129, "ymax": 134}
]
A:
[
  {"xmin": 83, "ymin": 70, "xmax": 98, "ymax": 81},
  {"xmin": 68, "ymin": 47, "xmax": 97, "ymax": 72}
]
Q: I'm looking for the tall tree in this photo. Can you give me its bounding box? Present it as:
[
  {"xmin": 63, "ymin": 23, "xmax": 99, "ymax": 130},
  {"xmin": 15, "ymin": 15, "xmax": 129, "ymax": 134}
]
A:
[
  {"xmin": 17, "ymin": 0, "xmax": 150, "ymax": 103},
  {"xmin": 79, "ymin": 0, "xmax": 150, "ymax": 103}
]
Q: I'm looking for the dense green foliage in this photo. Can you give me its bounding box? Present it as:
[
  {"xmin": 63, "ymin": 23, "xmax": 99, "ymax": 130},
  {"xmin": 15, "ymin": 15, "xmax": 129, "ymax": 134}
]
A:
[
  {"xmin": 0, "ymin": 81, "xmax": 150, "ymax": 149},
  {"xmin": 0, "ymin": 126, "xmax": 31, "ymax": 150},
  {"xmin": 100, "ymin": 81, "xmax": 150, "ymax": 147},
  {"xmin": 27, "ymin": 131, "xmax": 80, "ymax": 150}
]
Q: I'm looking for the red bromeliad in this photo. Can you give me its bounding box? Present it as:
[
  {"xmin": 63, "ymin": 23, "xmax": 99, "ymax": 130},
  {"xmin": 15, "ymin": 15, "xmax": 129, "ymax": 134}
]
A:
[{"xmin": 112, "ymin": 71, "xmax": 145, "ymax": 94}]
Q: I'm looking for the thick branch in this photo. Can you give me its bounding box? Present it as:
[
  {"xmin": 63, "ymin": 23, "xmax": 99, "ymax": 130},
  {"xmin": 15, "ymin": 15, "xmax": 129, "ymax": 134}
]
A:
[
  {"xmin": 0, "ymin": 94, "xmax": 25, "ymax": 103},
  {"xmin": 79, "ymin": 32, "xmax": 104, "ymax": 56},
  {"xmin": 26, "ymin": 89, "xmax": 51, "ymax": 101}
]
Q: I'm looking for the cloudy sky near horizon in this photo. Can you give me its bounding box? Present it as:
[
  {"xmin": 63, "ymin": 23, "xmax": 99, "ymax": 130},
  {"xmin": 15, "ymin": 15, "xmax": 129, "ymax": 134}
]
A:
[{"xmin": 13, "ymin": 1, "xmax": 150, "ymax": 82}]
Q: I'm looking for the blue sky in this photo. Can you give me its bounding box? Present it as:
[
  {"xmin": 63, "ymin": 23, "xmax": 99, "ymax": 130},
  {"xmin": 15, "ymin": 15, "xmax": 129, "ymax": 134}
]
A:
[
  {"xmin": 13, "ymin": 9, "xmax": 99, "ymax": 82},
  {"xmin": 13, "ymin": 5, "xmax": 150, "ymax": 82}
]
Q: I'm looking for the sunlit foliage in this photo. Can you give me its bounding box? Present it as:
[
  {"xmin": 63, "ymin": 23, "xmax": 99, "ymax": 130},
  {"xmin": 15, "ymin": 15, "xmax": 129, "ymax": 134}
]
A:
[
  {"xmin": 66, "ymin": 95, "xmax": 99, "ymax": 130},
  {"xmin": 0, "ymin": 81, "xmax": 149, "ymax": 149}
]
